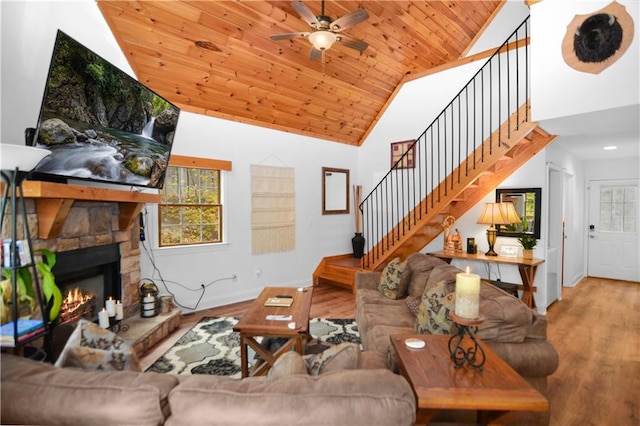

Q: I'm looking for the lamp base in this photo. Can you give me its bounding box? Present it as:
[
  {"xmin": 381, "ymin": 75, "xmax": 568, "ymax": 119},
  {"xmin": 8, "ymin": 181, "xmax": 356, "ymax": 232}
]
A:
[
  {"xmin": 485, "ymin": 248, "xmax": 498, "ymax": 256},
  {"xmin": 485, "ymin": 227, "xmax": 498, "ymax": 257}
]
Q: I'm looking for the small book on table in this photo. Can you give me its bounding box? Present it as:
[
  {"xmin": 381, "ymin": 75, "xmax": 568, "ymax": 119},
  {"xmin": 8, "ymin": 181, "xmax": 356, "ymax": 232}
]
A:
[{"xmin": 264, "ymin": 296, "xmax": 293, "ymax": 307}]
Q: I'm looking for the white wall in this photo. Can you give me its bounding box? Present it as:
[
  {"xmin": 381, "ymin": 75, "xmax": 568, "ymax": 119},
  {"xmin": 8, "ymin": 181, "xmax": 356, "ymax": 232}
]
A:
[
  {"xmin": 530, "ymin": 0, "xmax": 640, "ymax": 122},
  {"xmin": 142, "ymin": 112, "xmax": 359, "ymax": 310},
  {"xmin": 1, "ymin": 0, "xmax": 358, "ymax": 312}
]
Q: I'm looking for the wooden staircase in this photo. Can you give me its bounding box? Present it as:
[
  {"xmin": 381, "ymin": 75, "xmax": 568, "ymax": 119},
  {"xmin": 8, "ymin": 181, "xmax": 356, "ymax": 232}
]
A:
[{"xmin": 313, "ymin": 104, "xmax": 557, "ymax": 292}]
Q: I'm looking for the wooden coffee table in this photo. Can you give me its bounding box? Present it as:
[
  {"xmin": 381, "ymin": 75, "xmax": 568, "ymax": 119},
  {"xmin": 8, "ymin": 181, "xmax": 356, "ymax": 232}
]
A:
[
  {"xmin": 390, "ymin": 334, "xmax": 548, "ymax": 424},
  {"xmin": 233, "ymin": 286, "xmax": 313, "ymax": 378}
]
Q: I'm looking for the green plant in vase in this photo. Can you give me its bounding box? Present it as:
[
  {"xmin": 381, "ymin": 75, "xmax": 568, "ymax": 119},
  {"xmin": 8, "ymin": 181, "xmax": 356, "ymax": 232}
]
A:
[{"xmin": 517, "ymin": 234, "xmax": 537, "ymax": 259}]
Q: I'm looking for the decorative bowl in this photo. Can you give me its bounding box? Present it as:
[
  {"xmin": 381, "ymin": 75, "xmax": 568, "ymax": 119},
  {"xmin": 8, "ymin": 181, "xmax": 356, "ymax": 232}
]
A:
[{"xmin": 0, "ymin": 144, "xmax": 51, "ymax": 171}]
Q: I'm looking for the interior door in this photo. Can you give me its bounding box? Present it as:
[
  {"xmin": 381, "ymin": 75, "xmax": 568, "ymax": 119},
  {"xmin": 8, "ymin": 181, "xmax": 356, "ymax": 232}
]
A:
[
  {"xmin": 587, "ymin": 179, "xmax": 640, "ymax": 281},
  {"xmin": 547, "ymin": 165, "xmax": 564, "ymax": 303}
]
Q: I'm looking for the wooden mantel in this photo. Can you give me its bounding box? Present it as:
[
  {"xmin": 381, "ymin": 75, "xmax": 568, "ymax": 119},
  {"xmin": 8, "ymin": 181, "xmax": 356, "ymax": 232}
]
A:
[{"xmin": 16, "ymin": 181, "xmax": 160, "ymax": 239}]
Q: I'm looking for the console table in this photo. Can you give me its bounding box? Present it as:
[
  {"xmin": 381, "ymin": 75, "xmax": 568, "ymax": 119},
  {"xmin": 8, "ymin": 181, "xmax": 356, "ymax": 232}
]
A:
[{"xmin": 429, "ymin": 251, "xmax": 544, "ymax": 309}]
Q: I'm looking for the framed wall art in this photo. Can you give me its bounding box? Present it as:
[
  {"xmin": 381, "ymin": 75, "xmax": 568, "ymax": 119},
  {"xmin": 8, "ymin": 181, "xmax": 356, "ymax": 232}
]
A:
[{"xmin": 390, "ymin": 139, "xmax": 416, "ymax": 169}]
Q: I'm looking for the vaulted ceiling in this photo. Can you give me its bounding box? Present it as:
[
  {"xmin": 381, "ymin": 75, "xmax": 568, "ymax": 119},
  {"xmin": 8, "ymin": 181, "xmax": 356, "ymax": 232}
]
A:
[{"xmin": 97, "ymin": 1, "xmax": 504, "ymax": 146}]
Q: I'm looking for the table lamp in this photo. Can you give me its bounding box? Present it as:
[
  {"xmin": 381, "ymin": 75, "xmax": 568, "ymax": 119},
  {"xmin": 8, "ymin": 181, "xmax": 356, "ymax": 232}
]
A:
[{"xmin": 477, "ymin": 202, "xmax": 521, "ymax": 256}]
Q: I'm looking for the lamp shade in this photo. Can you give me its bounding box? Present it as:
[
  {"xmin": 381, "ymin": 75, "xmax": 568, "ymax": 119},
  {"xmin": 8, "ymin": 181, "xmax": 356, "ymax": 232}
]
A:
[
  {"xmin": 309, "ymin": 30, "xmax": 337, "ymax": 51},
  {"xmin": 0, "ymin": 144, "xmax": 51, "ymax": 172},
  {"xmin": 477, "ymin": 203, "xmax": 508, "ymax": 225},
  {"xmin": 499, "ymin": 202, "xmax": 522, "ymax": 224}
]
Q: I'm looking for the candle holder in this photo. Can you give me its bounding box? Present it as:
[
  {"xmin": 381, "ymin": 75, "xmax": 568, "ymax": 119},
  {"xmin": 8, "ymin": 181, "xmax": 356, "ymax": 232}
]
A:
[
  {"xmin": 140, "ymin": 280, "xmax": 159, "ymax": 318},
  {"xmin": 107, "ymin": 318, "xmax": 129, "ymax": 334},
  {"xmin": 447, "ymin": 312, "xmax": 486, "ymax": 370}
]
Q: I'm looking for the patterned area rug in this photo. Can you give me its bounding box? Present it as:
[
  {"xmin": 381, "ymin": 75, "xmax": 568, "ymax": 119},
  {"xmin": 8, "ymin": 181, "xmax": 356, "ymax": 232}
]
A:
[{"xmin": 146, "ymin": 317, "xmax": 360, "ymax": 378}]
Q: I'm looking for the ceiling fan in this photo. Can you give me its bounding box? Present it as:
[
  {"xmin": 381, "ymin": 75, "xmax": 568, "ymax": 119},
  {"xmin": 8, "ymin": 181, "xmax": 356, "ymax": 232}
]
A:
[{"xmin": 270, "ymin": 1, "xmax": 369, "ymax": 60}]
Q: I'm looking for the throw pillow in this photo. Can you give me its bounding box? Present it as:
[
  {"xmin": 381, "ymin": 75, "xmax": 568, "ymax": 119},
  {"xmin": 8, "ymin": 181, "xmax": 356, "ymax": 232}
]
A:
[
  {"xmin": 266, "ymin": 351, "xmax": 307, "ymax": 382},
  {"xmin": 304, "ymin": 342, "xmax": 361, "ymax": 375},
  {"xmin": 405, "ymin": 295, "xmax": 421, "ymax": 316},
  {"xmin": 415, "ymin": 280, "xmax": 457, "ymax": 335},
  {"xmin": 55, "ymin": 319, "xmax": 141, "ymax": 371},
  {"xmin": 378, "ymin": 257, "xmax": 407, "ymax": 300}
]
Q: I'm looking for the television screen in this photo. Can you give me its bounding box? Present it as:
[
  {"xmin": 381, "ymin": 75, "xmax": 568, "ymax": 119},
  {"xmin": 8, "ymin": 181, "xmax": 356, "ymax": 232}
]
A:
[{"xmin": 29, "ymin": 30, "xmax": 180, "ymax": 189}]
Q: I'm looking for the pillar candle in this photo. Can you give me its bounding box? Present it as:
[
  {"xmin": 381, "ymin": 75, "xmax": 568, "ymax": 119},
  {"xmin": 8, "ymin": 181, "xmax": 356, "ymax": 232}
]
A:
[
  {"xmin": 115, "ymin": 300, "xmax": 124, "ymax": 320},
  {"xmin": 105, "ymin": 297, "xmax": 116, "ymax": 317},
  {"xmin": 455, "ymin": 267, "xmax": 481, "ymax": 319},
  {"xmin": 142, "ymin": 294, "xmax": 155, "ymax": 317},
  {"xmin": 98, "ymin": 308, "xmax": 110, "ymax": 328}
]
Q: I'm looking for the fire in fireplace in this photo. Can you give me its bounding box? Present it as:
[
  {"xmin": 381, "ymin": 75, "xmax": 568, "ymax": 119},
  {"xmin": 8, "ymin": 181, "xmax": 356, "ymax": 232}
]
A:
[
  {"xmin": 52, "ymin": 244, "xmax": 121, "ymax": 325},
  {"xmin": 59, "ymin": 287, "xmax": 96, "ymax": 324}
]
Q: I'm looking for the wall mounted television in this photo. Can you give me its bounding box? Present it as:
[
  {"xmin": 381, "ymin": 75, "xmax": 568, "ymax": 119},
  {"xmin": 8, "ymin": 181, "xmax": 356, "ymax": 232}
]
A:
[{"xmin": 28, "ymin": 30, "xmax": 180, "ymax": 189}]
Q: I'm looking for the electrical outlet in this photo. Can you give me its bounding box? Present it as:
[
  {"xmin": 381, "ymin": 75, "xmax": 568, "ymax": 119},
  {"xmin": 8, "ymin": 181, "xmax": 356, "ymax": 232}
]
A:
[
  {"xmin": 255, "ymin": 268, "xmax": 262, "ymax": 278},
  {"xmin": 232, "ymin": 273, "xmax": 238, "ymax": 280}
]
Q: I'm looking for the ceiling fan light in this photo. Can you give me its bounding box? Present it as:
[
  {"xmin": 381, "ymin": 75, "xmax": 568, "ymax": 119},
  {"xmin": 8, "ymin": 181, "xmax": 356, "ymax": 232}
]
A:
[{"xmin": 309, "ymin": 30, "xmax": 337, "ymax": 50}]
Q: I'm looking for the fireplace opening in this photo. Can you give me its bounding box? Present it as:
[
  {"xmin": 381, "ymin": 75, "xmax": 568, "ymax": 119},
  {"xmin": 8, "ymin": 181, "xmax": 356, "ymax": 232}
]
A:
[{"xmin": 52, "ymin": 244, "xmax": 121, "ymax": 324}]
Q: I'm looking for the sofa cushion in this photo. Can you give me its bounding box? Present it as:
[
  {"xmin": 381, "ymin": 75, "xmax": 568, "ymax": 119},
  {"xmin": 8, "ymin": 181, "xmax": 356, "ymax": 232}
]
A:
[
  {"xmin": 304, "ymin": 342, "xmax": 361, "ymax": 375},
  {"xmin": 267, "ymin": 351, "xmax": 307, "ymax": 382},
  {"xmin": 415, "ymin": 280, "xmax": 457, "ymax": 335},
  {"xmin": 378, "ymin": 257, "xmax": 407, "ymax": 299},
  {"xmin": 363, "ymin": 303, "xmax": 416, "ymax": 330},
  {"xmin": 55, "ymin": 319, "xmax": 141, "ymax": 372},
  {"xmin": 476, "ymin": 282, "xmax": 535, "ymax": 343},
  {"xmin": 1, "ymin": 353, "xmax": 178, "ymax": 425},
  {"xmin": 357, "ymin": 287, "xmax": 402, "ymax": 306},
  {"xmin": 425, "ymin": 263, "xmax": 461, "ymax": 292},
  {"xmin": 361, "ymin": 324, "xmax": 414, "ymax": 355},
  {"xmin": 167, "ymin": 370, "xmax": 417, "ymax": 426},
  {"xmin": 406, "ymin": 254, "xmax": 448, "ymax": 297}
]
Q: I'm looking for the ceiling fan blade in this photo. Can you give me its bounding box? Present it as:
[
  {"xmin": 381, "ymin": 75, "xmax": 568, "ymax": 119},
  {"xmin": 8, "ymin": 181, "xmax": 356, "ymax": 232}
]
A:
[
  {"xmin": 336, "ymin": 34, "xmax": 368, "ymax": 52},
  {"xmin": 330, "ymin": 8, "xmax": 369, "ymax": 32},
  {"xmin": 270, "ymin": 32, "xmax": 310, "ymax": 41},
  {"xmin": 309, "ymin": 47, "xmax": 323, "ymax": 61},
  {"xmin": 292, "ymin": 2, "xmax": 320, "ymax": 29}
]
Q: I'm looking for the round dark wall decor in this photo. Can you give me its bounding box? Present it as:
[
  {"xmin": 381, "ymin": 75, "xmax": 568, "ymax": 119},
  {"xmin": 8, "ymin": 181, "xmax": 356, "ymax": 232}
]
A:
[
  {"xmin": 574, "ymin": 13, "xmax": 623, "ymax": 63},
  {"xmin": 562, "ymin": 2, "xmax": 635, "ymax": 74}
]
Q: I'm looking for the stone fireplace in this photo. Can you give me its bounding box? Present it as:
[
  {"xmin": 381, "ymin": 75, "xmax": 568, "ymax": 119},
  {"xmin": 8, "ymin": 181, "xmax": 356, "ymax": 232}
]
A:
[
  {"xmin": 28, "ymin": 200, "xmax": 142, "ymax": 321},
  {"xmin": 4, "ymin": 182, "xmax": 181, "ymax": 357}
]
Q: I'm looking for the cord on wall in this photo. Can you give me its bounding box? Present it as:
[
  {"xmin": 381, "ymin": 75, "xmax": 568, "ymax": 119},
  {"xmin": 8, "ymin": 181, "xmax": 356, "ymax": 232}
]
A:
[{"xmin": 140, "ymin": 237, "xmax": 235, "ymax": 311}]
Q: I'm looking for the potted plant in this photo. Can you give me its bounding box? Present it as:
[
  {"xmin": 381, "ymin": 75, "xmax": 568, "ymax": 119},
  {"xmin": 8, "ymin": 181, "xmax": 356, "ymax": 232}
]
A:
[
  {"xmin": 517, "ymin": 234, "xmax": 537, "ymax": 259},
  {"xmin": 1, "ymin": 248, "xmax": 62, "ymax": 325}
]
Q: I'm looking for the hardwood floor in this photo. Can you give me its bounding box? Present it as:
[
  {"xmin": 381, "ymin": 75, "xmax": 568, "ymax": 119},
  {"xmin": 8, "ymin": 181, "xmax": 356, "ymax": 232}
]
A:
[
  {"xmin": 140, "ymin": 278, "xmax": 639, "ymax": 426},
  {"xmin": 545, "ymin": 277, "xmax": 639, "ymax": 426}
]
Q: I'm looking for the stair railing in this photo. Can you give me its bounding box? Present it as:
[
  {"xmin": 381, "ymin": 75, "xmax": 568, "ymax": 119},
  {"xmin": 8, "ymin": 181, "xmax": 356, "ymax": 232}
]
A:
[{"xmin": 360, "ymin": 17, "xmax": 531, "ymax": 269}]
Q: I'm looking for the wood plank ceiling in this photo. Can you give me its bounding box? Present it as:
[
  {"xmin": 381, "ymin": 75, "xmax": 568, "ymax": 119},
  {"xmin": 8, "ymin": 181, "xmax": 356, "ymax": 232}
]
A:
[{"xmin": 97, "ymin": 1, "xmax": 503, "ymax": 146}]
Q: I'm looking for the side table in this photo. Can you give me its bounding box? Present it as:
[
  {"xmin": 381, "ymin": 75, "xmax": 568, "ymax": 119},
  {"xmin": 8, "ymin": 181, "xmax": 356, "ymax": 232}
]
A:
[{"xmin": 390, "ymin": 334, "xmax": 548, "ymax": 424}]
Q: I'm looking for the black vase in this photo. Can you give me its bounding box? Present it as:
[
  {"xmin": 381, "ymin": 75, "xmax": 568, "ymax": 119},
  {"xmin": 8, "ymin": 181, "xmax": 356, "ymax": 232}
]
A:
[{"xmin": 352, "ymin": 232, "xmax": 365, "ymax": 259}]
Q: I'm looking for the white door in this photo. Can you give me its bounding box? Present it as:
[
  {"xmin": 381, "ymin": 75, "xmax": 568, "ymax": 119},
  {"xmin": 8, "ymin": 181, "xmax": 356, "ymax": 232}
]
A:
[{"xmin": 587, "ymin": 179, "xmax": 640, "ymax": 281}]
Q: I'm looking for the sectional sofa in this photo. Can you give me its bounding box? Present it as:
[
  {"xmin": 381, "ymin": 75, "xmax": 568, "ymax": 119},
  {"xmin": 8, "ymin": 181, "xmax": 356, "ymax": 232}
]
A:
[
  {"xmin": 355, "ymin": 253, "xmax": 559, "ymax": 424},
  {"xmin": 1, "ymin": 351, "xmax": 416, "ymax": 425}
]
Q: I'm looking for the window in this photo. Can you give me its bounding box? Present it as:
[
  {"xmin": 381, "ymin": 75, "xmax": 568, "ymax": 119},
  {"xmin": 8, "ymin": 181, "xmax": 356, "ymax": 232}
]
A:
[
  {"xmin": 158, "ymin": 156, "xmax": 232, "ymax": 247},
  {"xmin": 599, "ymin": 185, "xmax": 637, "ymax": 233}
]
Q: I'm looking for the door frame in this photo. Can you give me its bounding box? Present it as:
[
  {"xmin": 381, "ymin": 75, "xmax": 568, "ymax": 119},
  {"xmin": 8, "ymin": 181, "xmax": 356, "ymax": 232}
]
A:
[{"xmin": 546, "ymin": 163, "xmax": 567, "ymax": 304}]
